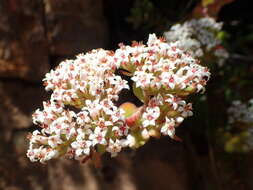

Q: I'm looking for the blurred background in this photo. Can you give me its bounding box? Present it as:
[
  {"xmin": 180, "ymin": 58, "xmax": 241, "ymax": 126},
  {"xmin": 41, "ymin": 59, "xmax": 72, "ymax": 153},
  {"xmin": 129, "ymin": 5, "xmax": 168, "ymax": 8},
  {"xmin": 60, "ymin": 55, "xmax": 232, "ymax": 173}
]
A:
[{"xmin": 0, "ymin": 0, "xmax": 253, "ymax": 189}]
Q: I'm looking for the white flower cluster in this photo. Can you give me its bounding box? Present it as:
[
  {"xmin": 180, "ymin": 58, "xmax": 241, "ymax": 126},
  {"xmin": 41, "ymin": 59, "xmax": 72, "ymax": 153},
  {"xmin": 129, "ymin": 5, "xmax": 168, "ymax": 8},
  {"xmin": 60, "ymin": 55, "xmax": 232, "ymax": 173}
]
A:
[
  {"xmin": 164, "ymin": 17, "xmax": 229, "ymax": 66},
  {"xmin": 228, "ymin": 99, "xmax": 253, "ymax": 124},
  {"xmin": 44, "ymin": 49, "xmax": 128, "ymax": 107},
  {"xmin": 27, "ymin": 34, "xmax": 210, "ymax": 163},
  {"xmin": 28, "ymin": 49, "xmax": 130, "ymax": 163},
  {"xmin": 139, "ymin": 94, "xmax": 193, "ymax": 141},
  {"xmin": 115, "ymin": 34, "xmax": 210, "ymax": 96},
  {"xmin": 226, "ymin": 99, "xmax": 253, "ymax": 151}
]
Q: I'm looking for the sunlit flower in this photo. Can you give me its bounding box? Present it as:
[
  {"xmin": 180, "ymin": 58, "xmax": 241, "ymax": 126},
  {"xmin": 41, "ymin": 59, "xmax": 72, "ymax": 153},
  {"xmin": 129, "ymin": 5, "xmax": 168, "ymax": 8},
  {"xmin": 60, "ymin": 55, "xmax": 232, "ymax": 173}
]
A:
[
  {"xmin": 160, "ymin": 118, "xmax": 176, "ymax": 137},
  {"xmin": 27, "ymin": 33, "xmax": 210, "ymax": 163}
]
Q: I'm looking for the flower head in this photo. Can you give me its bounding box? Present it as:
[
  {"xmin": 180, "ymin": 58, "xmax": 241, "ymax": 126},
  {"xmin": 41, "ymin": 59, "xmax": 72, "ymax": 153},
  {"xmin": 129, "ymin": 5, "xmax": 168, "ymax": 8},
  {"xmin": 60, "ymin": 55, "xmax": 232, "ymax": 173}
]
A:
[{"xmin": 27, "ymin": 33, "xmax": 210, "ymax": 163}]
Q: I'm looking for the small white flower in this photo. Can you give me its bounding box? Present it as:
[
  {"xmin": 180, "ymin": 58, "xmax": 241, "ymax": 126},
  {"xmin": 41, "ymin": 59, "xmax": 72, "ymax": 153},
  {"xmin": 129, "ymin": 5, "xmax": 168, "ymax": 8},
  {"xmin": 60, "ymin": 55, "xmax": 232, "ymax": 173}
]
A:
[
  {"xmin": 141, "ymin": 129, "xmax": 150, "ymax": 139},
  {"xmin": 71, "ymin": 140, "xmax": 92, "ymax": 157},
  {"xmin": 48, "ymin": 135, "xmax": 63, "ymax": 148},
  {"xmin": 106, "ymin": 139, "xmax": 122, "ymax": 157},
  {"xmin": 126, "ymin": 134, "xmax": 136, "ymax": 148},
  {"xmin": 161, "ymin": 118, "xmax": 176, "ymax": 137},
  {"xmin": 89, "ymin": 127, "xmax": 107, "ymax": 146},
  {"xmin": 147, "ymin": 33, "xmax": 158, "ymax": 45},
  {"xmin": 142, "ymin": 107, "xmax": 160, "ymax": 127}
]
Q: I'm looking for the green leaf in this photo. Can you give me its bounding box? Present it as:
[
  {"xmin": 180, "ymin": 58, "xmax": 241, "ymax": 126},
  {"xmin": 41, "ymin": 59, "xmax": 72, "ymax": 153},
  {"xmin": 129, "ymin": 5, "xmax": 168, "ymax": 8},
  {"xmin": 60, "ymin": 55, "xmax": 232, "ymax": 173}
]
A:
[
  {"xmin": 217, "ymin": 31, "xmax": 229, "ymax": 40},
  {"xmin": 202, "ymin": 0, "xmax": 214, "ymax": 7},
  {"xmin": 96, "ymin": 144, "xmax": 106, "ymax": 154},
  {"xmin": 133, "ymin": 83, "xmax": 145, "ymax": 103}
]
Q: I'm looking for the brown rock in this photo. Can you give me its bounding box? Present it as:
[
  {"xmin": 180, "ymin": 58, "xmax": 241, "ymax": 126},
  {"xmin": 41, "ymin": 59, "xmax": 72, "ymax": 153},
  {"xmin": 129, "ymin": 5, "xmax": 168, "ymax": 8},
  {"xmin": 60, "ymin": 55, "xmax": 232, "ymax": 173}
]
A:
[
  {"xmin": 131, "ymin": 138, "xmax": 190, "ymax": 190},
  {"xmin": 0, "ymin": 81, "xmax": 48, "ymax": 141},
  {"xmin": 0, "ymin": 0, "xmax": 49, "ymax": 81},
  {"xmin": 45, "ymin": 0, "xmax": 109, "ymax": 56}
]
